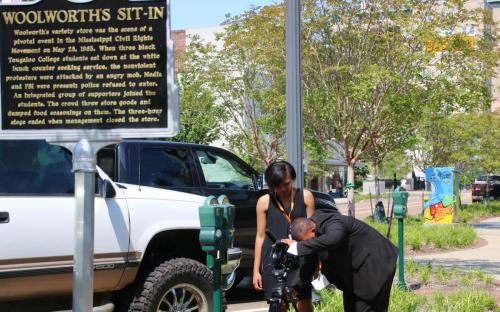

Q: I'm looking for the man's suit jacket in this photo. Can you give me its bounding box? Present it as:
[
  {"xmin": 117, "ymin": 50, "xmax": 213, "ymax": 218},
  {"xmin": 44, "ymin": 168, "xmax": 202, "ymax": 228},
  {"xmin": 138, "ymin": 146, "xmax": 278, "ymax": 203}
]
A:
[{"xmin": 297, "ymin": 209, "xmax": 398, "ymax": 301}]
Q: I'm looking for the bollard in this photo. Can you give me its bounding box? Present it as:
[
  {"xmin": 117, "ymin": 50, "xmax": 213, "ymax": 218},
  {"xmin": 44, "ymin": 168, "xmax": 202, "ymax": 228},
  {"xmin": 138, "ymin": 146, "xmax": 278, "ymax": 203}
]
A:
[
  {"xmin": 392, "ymin": 187, "xmax": 409, "ymax": 290},
  {"xmin": 199, "ymin": 195, "xmax": 235, "ymax": 311}
]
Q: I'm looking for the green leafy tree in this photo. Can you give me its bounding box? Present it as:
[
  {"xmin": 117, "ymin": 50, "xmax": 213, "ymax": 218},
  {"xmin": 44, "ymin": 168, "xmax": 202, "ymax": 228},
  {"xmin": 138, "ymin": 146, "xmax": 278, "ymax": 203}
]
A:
[
  {"xmin": 208, "ymin": 5, "xmax": 288, "ymax": 168},
  {"xmin": 450, "ymin": 113, "xmax": 500, "ymax": 191},
  {"xmin": 171, "ymin": 36, "xmax": 225, "ymax": 145},
  {"xmin": 299, "ymin": 0, "xmax": 497, "ymax": 216}
]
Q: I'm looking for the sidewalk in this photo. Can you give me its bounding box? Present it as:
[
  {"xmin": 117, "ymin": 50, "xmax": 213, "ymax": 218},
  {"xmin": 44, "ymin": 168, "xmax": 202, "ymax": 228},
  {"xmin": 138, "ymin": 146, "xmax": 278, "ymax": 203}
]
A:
[{"xmin": 410, "ymin": 216, "xmax": 500, "ymax": 281}]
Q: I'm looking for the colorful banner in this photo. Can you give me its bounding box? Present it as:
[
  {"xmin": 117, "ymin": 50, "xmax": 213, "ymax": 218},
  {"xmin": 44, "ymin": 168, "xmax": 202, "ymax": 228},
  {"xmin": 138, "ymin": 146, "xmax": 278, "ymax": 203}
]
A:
[{"xmin": 424, "ymin": 167, "xmax": 460, "ymax": 224}]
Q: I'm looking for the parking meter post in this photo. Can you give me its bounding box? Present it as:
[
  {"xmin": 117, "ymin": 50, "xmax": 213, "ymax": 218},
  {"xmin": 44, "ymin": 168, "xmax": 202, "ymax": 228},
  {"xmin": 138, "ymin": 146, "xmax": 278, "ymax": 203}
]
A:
[
  {"xmin": 397, "ymin": 218, "xmax": 407, "ymax": 290},
  {"xmin": 206, "ymin": 253, "xmax": 222, "ymax": 312},
  {"xmin": 200, "ymin": 195, "xmax": 235, "ymax": 312},
  {"xmin": 392, "ymin": 187, "xmax": 409, "ymax": 290}
]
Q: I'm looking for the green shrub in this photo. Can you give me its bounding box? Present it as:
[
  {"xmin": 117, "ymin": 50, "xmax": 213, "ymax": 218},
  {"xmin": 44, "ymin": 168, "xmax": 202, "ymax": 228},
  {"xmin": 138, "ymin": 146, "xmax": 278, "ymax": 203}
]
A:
[
  {"xmin": 434, "ymin": 267, "xmax": 448, "ymax": 284},
  {"xmin": 314, "ymin": 288, "xmax": 499, "ymax": 312},
  {"xmin": 366, "ymin": 216, "xmax": 478, "ymax": 251},
  {"xmin": 459, "ymin": 201, "xmax": 500, "ymax": 223},
  {"xmin": 389, "ymin": 287, "xmax": 426, "ymax": 312},
  {"xmin": 314, "ymin": 288, "xmax": 343, "ymax": 312},
  {"xmin": 426, "ymin": 290, "xmax": 498, "ymax": 312},
  {"xmin": 405, "ymin": 259, "xmax": 419, "ymax": 277}
]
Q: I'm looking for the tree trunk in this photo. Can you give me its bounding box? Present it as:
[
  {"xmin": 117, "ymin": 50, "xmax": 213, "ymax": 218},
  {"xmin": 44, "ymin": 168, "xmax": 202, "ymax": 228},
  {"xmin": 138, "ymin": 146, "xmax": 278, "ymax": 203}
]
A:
[
  {"xmin": 347, "ymin": 164, "xmax": 355, "ymax": 218},
  {"xmin": 486, "ymin": 174, "xmax": 490, "ymax": 203},
  {"xmin": 374, "ymin": 161, "xmax": 381, "ymax": 204}
]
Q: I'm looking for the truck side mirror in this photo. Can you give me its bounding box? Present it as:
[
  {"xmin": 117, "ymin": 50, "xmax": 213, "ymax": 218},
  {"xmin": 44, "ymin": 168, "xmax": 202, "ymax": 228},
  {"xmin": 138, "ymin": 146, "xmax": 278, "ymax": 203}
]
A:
[{"xmin": 102, "ymin": 179, "xmax": 116, "ymax": 198}]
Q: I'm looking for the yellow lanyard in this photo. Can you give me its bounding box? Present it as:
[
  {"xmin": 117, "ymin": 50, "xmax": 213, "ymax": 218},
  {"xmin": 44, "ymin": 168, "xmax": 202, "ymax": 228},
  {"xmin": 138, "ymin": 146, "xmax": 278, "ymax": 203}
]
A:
[{"xmin": 276, "ymin": 189, "xmax": 295, "ymax": 224}]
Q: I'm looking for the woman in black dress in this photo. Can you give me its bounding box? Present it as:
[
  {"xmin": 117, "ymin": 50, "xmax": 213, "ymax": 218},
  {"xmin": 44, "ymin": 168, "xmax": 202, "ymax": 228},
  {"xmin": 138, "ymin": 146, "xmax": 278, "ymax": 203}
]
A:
[{"xmin": 253, "ymin": 161, "xmax": 316, "ymax": 312}]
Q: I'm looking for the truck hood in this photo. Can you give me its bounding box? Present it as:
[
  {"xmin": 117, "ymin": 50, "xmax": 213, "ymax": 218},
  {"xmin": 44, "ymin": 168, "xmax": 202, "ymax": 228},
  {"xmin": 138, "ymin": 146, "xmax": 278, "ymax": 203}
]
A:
[{"xmin": 115, "ymin": 182, "xmax": 207, "ymax": 204}]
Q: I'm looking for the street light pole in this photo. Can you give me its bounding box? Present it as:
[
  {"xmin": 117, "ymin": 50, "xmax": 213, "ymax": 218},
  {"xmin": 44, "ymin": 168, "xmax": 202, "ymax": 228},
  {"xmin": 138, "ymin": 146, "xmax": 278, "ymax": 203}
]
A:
[{"xmin": 285, "ymin": 0, "xmax": 303, "ymax": 188}]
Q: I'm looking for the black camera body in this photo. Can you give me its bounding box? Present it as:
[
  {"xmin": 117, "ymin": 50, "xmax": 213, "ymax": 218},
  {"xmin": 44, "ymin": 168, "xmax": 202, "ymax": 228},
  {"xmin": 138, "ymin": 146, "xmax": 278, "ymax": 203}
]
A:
[
  {"xmin": 270, "ymin": 241, "xmax": 299, "ymax": 275},
  {"xmin": 268, "ymin": 241, "xmax": 300, "ymax": 312}
]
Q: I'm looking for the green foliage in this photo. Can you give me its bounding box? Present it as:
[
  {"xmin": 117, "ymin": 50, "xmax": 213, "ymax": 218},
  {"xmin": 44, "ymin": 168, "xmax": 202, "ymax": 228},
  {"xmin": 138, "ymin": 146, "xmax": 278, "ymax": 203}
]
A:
[
  {"xmin": 378, "ymin": 150, "xmax": 413, "ymax": 180},
  {"xmin": 172, "ymin": 36, "xmax": 225, "ymax": 144},
  {"xmin": 366, "ymin": 216, "xmax": 477, "ymax": 251},
  {"xmin": 420, "ymin": 263, "xmax": 432, "ymax": 285},
  {"xmin": 314, "ymin": 288, "xmax": 344, "ymax": 311},
  {"xmin": 412, "ymin": 112, "xmax": 500, "ymax": 181},
  {"xmin": 389, "ymin": 288, "xmax": 427, "ymax": 312},
  {"xmin": 458, "ymin": 201, "xmax": 500, "ymax": 223},
  {"xmin": 403, "ymin": 262, "xmax": 496, "ymax": 288},
  {"xmin": 210, "ymin": 4, "xmax": 288, "ymax": 166},
  {"xmin": 314, "ymin": 287, "xmax": 498, "ymax": 312},
  {"xmin": 354, "ymin": 192, "xmax": 390, "ymax": 202},
  {"xmin": 183, "ymin": 0, "xmax": 498, "ymax": 174},
  {"xmin": 429, "ymin": 290, "xmax": 498, "ymax": 312}
]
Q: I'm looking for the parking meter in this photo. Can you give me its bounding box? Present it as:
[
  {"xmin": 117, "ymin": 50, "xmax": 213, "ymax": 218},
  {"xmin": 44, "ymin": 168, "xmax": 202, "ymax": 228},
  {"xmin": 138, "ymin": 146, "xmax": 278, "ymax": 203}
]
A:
[
  {"xmin": 393, "ymin": 187, "xmax": 409, "ymax": 219},
  {"xmin": 392, "ymin": 187, "xmax": 409, "ymax": 290},
  {"xmin": 217, "ymin": 195, "xmax": 235, "ymax": 263},
  {"xmin": 199, "ymin": 196, "xmax": 224, "ymax": 252},
  {"xmin": 199, "ymin": 195, "xmax": 235, "ymax": 312}
]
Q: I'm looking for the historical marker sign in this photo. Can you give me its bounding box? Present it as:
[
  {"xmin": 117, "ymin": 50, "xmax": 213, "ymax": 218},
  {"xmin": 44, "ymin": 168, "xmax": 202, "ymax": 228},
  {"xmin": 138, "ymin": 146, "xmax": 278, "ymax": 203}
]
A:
[{"xmin": 0, "ymin": 0, "xmax": 179, "ymax": 140}]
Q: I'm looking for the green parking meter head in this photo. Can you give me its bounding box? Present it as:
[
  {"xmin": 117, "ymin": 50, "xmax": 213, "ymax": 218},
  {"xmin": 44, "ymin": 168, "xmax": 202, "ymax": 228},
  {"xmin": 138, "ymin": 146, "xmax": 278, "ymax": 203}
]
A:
[
  {"xmin": 199, "ymin": 196, "xmax": 223, "ymax": 228},
  {"xmin": 217, "ymin": 195, "xmax": 236, "ymax": 229},
  {"xmin": 392, "ymin": 187, "xmax": 409, "ymax": 218},
  {"xmin": 217, "ymin": 195, "xmax": 235, "ymax": 262},
  {"xmin": 199, "ymin": 196, "xmax": 224, "ymax": 251}
]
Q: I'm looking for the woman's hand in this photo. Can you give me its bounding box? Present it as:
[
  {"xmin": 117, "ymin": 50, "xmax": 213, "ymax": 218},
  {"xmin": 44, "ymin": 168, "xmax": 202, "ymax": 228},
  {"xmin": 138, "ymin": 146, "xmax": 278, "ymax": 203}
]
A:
[{"xmin": 253, "ymin": 272, "xmax": 263, "ymax": 291}]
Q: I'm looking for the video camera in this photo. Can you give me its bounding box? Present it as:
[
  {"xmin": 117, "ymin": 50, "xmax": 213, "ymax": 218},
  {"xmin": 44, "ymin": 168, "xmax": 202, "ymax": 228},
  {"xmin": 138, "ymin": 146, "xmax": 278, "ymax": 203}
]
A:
[{"xmin": 266, "ymin": 230, "xmax": 299, "ymax": 312}]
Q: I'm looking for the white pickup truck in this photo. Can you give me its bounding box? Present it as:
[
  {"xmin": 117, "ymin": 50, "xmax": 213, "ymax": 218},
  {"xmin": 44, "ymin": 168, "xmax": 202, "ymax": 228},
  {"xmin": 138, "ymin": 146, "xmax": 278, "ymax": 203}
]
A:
[{"xmin": 0, "ymin": 140, "xmax": 241, "ymax": 311}]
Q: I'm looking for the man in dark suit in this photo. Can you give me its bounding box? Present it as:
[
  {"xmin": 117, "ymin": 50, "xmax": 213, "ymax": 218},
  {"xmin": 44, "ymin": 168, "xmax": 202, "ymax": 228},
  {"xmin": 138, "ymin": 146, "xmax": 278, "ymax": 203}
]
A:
[{"xmin": 283, "ymin": 209, "xmax": 398, "ymax": 312}]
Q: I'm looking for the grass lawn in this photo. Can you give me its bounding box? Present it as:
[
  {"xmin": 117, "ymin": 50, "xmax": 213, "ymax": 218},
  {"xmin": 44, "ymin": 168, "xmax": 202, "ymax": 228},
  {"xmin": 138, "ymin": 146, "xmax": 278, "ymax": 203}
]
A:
[
  {"xmin": 366, "ymin": 216, "xmax": 478, "ymax": 252},
  {"xmin": 354, "ymin": 192, "xmax": 390, "ymax": 202},
  {"xmin": 314, "ymin": 263, "xmax": 499, "ymax": 312},
  {"xmin": 458, "ymin": 201, "xmax": 500, "ymax": 223},
  {"xmin": 314, "ymin": 287, "xmax": 499, "ymax": 312},
  {"xmin": 363, "ymin": 201, "xmax": 500, "ymax": 252}
]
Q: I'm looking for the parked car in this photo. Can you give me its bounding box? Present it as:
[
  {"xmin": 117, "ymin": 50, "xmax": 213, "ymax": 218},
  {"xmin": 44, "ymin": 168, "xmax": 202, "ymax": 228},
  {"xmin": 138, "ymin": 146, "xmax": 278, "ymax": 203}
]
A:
[
  {"xmin": 0, "ymin": 140, "xmax": 241, "ymax": 311},
  {"xmin": 471, "ymin": 175, "xmax": 500, "ymax": 202}
]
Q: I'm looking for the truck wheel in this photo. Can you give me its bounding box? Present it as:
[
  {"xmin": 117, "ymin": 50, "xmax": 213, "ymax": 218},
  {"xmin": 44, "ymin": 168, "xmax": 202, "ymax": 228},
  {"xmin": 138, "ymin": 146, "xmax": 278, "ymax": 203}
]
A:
[{"xmin": 129, "ymin": 258, "xmax": 213, "ymax": 312}]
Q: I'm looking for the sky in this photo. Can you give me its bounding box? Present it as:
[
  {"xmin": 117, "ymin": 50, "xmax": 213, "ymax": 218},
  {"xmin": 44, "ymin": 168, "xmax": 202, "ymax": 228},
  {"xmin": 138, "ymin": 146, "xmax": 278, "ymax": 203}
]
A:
[{"xmin": 171, "ymin": 0, "xmax": 278, "ymax": 30}]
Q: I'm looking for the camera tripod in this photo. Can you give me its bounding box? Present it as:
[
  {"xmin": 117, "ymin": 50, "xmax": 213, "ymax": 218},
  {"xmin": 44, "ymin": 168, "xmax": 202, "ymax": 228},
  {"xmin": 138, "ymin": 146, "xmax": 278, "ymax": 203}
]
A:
[
  {"xmin": 265, "ymin": 230, "xmax": 299, "ymax": 312},
  {"xmin": 267, "ymin": 266, "xmax": 299, "ymax": 312}
]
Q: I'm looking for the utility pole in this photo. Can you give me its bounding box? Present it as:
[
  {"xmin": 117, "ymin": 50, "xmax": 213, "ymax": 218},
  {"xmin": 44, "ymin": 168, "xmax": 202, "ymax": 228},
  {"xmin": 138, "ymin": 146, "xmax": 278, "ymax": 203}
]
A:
[{"xmin": 285, "ymin": 0, "xmax": 303, "ymax": 188}]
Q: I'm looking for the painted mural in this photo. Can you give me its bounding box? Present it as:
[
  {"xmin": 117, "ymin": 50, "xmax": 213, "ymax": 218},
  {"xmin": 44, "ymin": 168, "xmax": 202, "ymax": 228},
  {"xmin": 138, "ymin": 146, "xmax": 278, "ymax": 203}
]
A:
[{"xmin": 424, "ymin": 167, "xmax": 460, "ymax": 224}]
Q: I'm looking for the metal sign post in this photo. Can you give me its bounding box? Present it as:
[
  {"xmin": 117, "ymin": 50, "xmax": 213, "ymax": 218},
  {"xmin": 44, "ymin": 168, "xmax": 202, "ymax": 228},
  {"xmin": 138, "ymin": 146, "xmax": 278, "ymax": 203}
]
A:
[
  {"xmin": 0, "ymin": 0, "xmax": 179, "ymax": 311},
  {"xmin": 72, "ymin": 139, "xmax": 97, "ymax": 312},
  {"xmin": 285, "ymin": 0, "xmax": 303, "ymax": 188}
]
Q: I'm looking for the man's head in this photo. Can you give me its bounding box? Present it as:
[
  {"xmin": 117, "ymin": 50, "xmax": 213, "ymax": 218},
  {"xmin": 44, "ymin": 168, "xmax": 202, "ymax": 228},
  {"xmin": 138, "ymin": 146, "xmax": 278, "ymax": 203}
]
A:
[{"xmin": 291, "ymin": 217, "xmax": 316, "ymax": 241}]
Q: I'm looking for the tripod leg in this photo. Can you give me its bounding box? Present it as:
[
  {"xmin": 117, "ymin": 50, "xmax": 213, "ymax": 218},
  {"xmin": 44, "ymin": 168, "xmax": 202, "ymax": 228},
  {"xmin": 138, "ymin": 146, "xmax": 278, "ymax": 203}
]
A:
[{"xmin": 269, "ymin": 301, "xmax": 282, "ymax": 312}]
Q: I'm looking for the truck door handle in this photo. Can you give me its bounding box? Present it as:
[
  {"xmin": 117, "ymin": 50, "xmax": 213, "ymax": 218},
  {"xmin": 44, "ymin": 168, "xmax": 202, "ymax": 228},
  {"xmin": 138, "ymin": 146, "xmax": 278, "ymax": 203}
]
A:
[{"xmin": 0, "ymin": 212, "xmax": 9, "ymax": 223}]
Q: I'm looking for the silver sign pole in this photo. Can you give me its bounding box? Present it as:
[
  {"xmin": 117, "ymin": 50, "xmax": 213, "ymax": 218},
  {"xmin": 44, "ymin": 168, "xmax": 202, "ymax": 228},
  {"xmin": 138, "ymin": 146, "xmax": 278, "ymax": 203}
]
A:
[
  {"xmin": 285, "ymin": 0, "xmax": 303, "ymax": 188},
  {"xmin": 72, "ymin": 139, "xmax": 96, "ymax": 312}
]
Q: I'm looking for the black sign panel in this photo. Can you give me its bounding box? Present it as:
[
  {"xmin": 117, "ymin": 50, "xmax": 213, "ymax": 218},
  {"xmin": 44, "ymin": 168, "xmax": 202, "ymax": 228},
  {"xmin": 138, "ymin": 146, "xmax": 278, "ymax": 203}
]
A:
[{"xmin": 0, "ymin": 0, "xmax": 177, "ymax": 138}]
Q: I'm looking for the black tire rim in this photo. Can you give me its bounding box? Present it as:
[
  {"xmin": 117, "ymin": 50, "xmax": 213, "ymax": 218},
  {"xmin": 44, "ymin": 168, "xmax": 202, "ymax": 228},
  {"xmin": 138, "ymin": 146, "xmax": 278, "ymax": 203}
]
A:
[{"xmin": 157, "ymin": 283, "xmax": 208, "ymax": 312}]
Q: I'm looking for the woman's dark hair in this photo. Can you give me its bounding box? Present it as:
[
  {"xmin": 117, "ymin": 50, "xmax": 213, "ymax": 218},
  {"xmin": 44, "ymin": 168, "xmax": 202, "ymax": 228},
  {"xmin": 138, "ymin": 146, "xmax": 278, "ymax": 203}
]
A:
[{"xmin": 264, "ymin": 160, "xmax": 296, "ymax": 190}]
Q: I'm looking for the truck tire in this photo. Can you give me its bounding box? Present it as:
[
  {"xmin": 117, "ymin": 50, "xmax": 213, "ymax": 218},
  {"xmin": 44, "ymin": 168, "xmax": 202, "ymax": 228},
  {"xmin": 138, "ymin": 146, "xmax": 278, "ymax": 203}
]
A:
[{"xmin": 129, "ymin": 258, "xmax": 213, "ymax": 312}]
